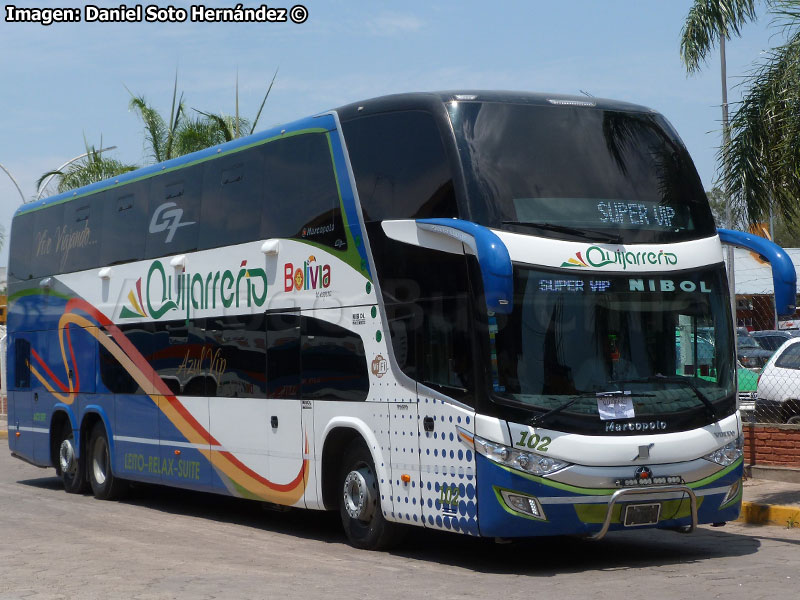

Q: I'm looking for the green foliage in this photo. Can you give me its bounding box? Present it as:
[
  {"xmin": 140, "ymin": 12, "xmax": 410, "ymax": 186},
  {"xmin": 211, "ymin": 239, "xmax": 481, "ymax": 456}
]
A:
[
  {"xmin": 680, "ymin": 0, "xmax": 759, "ymax": 73},
  {"xmin": 36, "ymin": 69, "xmax": 278, "ymax": 195},
  {"xmin": 128, "ymin": 69, "xmax": 278, "ymax": 163},
  {"xmin": 682, "ymin": 1, "xmax": 800, "ymax": 228},
  {"xmin": 722, "ymin": 25, "xmax": 800, "ymax": 225},
  {"xmin": 36, "ymin": 140, "xmax": 137, "ymax": 195}
]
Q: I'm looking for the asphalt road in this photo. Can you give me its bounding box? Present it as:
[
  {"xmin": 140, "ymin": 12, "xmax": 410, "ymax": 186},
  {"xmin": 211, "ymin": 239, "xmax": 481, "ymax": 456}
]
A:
[{"xmin": 1, "ymin": 450, "xmax": 799, "ymax": 600}]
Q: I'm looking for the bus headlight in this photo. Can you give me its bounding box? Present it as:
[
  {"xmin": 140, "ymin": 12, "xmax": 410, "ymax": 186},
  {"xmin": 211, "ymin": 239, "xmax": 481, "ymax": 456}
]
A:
[
  {"xmin": 471, "ymin": 432, "xmax": 570, "ymax": 476},
  {"xmin": 702, "ymin": 434, "xmax": 744, "ymax": 466}
]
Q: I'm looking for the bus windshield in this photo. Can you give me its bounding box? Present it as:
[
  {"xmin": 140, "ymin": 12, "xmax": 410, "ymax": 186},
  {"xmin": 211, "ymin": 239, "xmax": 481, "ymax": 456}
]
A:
[
  {"xmin": 448, "ymin": 101, "xmax": 716, "ymax": 244},
  {"xmin": 487, "ymin": 265, "xmax": 735, "ymax": 432}
]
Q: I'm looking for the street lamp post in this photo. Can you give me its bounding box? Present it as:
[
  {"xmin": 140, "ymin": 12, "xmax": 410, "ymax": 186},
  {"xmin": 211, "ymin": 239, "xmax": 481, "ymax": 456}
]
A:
[
  {"xmin": 720, "ymin": 38, "xmax": 738, "ymax": 338},
  {"xmin": 0, "ymin": 162, "xmax": 26, "ymax": 204}
]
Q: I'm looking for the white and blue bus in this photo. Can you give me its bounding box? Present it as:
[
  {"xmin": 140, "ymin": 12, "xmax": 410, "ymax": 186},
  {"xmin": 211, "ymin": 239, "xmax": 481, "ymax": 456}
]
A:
[{"xmin": 6, "ymin": 91, "xmax": 795, "ymax": 549}]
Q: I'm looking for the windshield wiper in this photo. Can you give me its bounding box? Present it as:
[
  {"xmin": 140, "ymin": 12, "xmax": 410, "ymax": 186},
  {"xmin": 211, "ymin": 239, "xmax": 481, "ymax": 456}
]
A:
[
  {"xmin": 502, "ymin": 221, "xmax": 622, "ymax": 244},
  {"xmin": 528, "ymin": 397, "xmax": 580, "ymax": 426},
  {"xmin": 613, "ymin": 375, "xmax": 717, "ymax": 420},
  {"xmin": 527, "ymin": 389, "xmax": 657, "ymax": 427}
]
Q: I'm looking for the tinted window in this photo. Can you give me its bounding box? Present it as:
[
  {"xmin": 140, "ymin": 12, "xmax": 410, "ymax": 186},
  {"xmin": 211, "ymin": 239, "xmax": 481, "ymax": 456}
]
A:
[
  {"xmin": 9, "ymin": 213, "xmax": 33, "ymax": 281},
  {"xmin": 266, "ymin": 313, "xmax": 300, "ymax": 399},
  {"xmin": 150, "ymin": 320, "xmax": 209, "ymax": 396},
  {"xmin": 14, "ymin": 338, "xmax": 30, "ymax": 389},
  {"xmin": 302, "ymin": 317, "xmax": 369, "ymax": 401},
  {"xmin": 342, "ymin": 110, "xmax": 457, "ymax": 222},
  {"xmin": 101, "ymin": 182, "xmax": 149, "ymax": 265},
  {"xmin": 776, "ymin": 344, "xmax": 800, "ymax": 370},
  {"xmin": 205, "ymin": 315, "xmax": 266, "ymax": 397},
  {"xmin": 200, "ymin": 155, "xmax": 264, "ymax": 248},
  {"xmin": 366, "ymin": 222, "xmax": 474, "ymax": 404},
  {"xmin": 260, "ymin": 133, "xmax": 348, "ymax": 250},
  {"xmin": 765, "ymin": 336, "xmax": 786, "ymax": 351},
  {"xmin": 449, "ymin": 102, "xmax": 715, "ymax": 243},
  {"xmin": 30, "ymin": 203, "xmax": 65, "ymax": 277},
  {"xmin": 145, "ymin": 167, "xmax": 203, "ymax": 258},
  {"xmin": 99, "ymin": 324, "xmax": 153, "ymax": 394},
  {"xmin": 62, "ymin": 194, "xmax": 101, "ymax": 272}
]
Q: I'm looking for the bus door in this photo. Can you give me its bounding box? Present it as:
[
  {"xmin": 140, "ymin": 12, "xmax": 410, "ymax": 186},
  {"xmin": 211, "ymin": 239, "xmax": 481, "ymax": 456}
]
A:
[
  {"xmin": 265, "ymin": 311, "xmax": 308, "ymax": 507},
  {"xmin": 8, "ymin": 332, "xmax": 35, "ymax": 459}
]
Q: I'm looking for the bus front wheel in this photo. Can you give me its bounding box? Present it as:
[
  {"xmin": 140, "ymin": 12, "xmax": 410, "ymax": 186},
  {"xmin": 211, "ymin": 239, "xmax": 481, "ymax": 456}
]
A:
[
  {"xmin": 88, "ymin": 422, "xmax": 127, "ymax": 500},
  {"xmin": 339, "ymin": 439, "xmax": 404, "ymax": 550}
]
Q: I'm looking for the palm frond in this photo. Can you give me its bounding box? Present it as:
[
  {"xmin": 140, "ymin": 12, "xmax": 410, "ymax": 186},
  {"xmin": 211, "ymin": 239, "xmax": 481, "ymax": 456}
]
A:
[
  {"xmin": 681, "ymin": 0, "xmax": 760, "ymax": 73},
  {"xmin": 128, "ymin": 93, "xmax": 168, "ymax": 162},
  {"xmin": 251, "ymin": 67, "xmax": 278, "ymax": 135},
  {"xmin": 721, "ymin": 27, "xmax": 800, "ymax": 223}
]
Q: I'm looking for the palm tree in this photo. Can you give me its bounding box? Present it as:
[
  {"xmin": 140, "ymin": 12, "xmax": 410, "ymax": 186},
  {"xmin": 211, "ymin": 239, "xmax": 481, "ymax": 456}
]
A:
[
  {"xmin": 680, "ymin": 1, "xmax": 800, "ymax": 225},
  {"xmin": 36, "ymin": 139, "xmax": 137, "ymax": 196},
  {"xmin": 128, "ymin": 69, "xmax": 278, "ymax": 163}
]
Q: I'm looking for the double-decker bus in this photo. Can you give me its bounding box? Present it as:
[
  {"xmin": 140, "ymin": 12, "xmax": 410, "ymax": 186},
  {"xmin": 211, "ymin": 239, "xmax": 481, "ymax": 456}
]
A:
[{"xmin": 6, "ymin": 91, "xmax": 795, "ymax": 549}]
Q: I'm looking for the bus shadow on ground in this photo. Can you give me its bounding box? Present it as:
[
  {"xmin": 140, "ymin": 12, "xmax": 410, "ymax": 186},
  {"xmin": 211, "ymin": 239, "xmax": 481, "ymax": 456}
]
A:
[
  {"xmin": 18, "ymin": 475, "xmax": 766, "ymax": 573},
  {"xmin": 396, "ymin": 526, "xmax": 765, "ymax": 575}
]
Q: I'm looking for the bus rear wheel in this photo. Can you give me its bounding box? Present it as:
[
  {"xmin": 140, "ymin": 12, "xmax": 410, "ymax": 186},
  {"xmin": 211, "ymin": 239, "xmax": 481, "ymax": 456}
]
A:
[
  {"xmin": 58, "ymin": 423, "xmax": 87, "ymax": 494},
  {"xmin": 88, "ymin": 422, "xmax": 127, "ymax": 500},
  {"xmin": 339, "ymin": 440, "xmax": 404, "ymax": 550}
]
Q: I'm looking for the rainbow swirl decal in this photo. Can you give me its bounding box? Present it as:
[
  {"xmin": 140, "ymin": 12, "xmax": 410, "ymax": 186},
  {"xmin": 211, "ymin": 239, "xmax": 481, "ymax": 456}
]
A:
[
  {"xmin": 560, "ymin": 252, "xmax": 589, "ymax": 268},
  {"xmin": 29, "ymin": 297, "xmax": 308, "ymax": 505}
]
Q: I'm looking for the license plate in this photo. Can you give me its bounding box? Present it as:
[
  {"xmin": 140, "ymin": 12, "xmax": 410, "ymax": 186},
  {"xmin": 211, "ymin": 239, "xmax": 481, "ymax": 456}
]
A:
[{"xmin": 624, "ymin": 503, "xmax": 661, "ymax": 526}]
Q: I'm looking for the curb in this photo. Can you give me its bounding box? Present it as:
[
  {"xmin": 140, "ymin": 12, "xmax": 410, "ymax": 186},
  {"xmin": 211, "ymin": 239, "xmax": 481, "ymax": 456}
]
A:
[{"xmin": 738, "ymin": 501, "xmax": 800, "ymax": 528}]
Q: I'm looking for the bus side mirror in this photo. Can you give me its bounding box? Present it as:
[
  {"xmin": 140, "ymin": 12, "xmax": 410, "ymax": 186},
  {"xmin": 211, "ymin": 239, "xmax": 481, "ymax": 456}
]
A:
[
  {"xmin": 381, "ymin": 218, "xmax": 514, "ymax": 314},
  {"xmin": 718, "ymin": 228, "xmax": 797, "ymax": 316}
]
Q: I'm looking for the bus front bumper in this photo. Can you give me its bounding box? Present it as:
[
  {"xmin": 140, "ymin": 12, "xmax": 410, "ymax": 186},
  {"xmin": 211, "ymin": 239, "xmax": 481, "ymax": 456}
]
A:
[{"xmin": 475, "ymin": 454, "xmax": 743, "ymax": 538}]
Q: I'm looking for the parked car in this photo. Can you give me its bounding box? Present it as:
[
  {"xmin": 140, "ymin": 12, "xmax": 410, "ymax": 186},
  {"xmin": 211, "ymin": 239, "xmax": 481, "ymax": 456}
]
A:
[
  {"xmin": 751, "ymin": 329, "xmax": 800, "ymax": 352},
  {"xmin": 737, "ymin": 361, "xmax": 759, "ymax": 422},
  {"xmin": 754, "ymin": 338, "xmax": 800, "ymax": 424},
  {"xmin": 737, "ymin": 333, "xmax": 773, "ymax": 369}
]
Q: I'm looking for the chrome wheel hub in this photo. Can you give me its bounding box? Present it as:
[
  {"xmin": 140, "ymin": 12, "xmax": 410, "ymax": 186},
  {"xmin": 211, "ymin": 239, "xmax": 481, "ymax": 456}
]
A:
[
  {"xmin": 92, "ymin": 437, "xmax": 108, "ymax": 486},
  {"xmin": 59, "ymin": 438, "xmax": 76, "ymax": 474},
  {"xmin": 343, "ymin": 467, "xmax": 375, "ymax": 522}
]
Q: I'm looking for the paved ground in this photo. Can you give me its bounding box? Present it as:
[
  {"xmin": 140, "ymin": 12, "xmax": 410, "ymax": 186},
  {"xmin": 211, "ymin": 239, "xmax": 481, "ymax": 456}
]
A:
[{"xmin": 1, "ymin": 451, "xmax": 799, "ymax": 600}]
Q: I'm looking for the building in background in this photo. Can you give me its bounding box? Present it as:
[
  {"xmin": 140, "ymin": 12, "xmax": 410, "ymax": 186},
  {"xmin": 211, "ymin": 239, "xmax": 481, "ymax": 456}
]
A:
[{"xmin": 726, "ymin": 248, "xmax": 800, "ymax": 331}]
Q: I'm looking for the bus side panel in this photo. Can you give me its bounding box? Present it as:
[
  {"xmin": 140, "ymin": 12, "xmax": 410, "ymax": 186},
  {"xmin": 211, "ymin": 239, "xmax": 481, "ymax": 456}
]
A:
[
  {"xmin": 113, "ymin": 393, "xmax": 162, "ymax": 483},
  {"xmin": 387, "ymin": 401, "xmax": 421, "ymax": 523},
  {"xmin": 158, "ymin": 395, "xmax": 213, "ymax": 492},
  {"xmin": 417, "ymin": 396, "xmax": 478, "ymax": 535},
  {"xmin": 26, "ymin": 330, "xmax": 50, "ymax": 466},
  {"xmin": 314, "ymin": 402, "xmax": 393, "ymax": 516},
  {"xmin": 7, "ymin": 391, "xmax": 15, "ymax": 453},
  {"xmin": 209, "ymin": 396, "xmax": 270, "ymax": 500}
]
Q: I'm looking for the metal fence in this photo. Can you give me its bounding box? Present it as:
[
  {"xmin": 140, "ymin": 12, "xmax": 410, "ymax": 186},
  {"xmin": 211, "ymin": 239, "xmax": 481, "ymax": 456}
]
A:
[{"xmin": 737, "ymin": 294, "xmax": 800, "ymax": 426}]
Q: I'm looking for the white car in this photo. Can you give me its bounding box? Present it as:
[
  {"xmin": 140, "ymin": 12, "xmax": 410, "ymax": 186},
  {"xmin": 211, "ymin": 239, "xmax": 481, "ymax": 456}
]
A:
[{"xmin": 755, "ymin": 338, "xmax": 800, "ymax": 424}]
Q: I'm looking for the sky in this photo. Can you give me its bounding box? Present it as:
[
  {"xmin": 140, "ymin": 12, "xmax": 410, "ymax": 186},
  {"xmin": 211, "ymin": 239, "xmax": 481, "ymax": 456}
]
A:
[{"xmin": 0, "ymin": 0, "xmax": 786, "ymax": 267}]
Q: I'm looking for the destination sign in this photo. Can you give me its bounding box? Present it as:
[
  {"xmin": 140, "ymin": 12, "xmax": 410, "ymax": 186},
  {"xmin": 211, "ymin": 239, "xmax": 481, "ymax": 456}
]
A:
[{"xmin": 513, "ymin": 198, "xmax": 693, "ymax": 233}]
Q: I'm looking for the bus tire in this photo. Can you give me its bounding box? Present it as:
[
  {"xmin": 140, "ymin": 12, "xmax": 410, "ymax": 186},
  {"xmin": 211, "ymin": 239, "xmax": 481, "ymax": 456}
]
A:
[
  {"xmin": 58, "ymin": 422, "xmax": 88, "ymax": 494},
  {"xmin": 87, "ymin": 422, "xmax": 127, "ymax": 500},
  {"xmin": 339, "ymin": 439, "xmax": 404, "ymax": 550}
]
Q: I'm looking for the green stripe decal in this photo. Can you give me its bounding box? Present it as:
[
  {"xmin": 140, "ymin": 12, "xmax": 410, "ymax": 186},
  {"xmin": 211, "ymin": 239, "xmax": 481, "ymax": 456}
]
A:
[
  {"xmin": 493, "ymin": 456, "xmax": 743, "ymax": 496},
  {"xmin": 574, "ymin": 497, "xmax": 705, "ymax": 524}
]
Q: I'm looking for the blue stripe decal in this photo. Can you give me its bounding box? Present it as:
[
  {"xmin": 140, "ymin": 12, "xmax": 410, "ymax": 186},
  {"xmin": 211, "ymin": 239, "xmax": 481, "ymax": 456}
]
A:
[
  {"xmin": 416, "ymin": 218, "xmax": 513, "ymax": 314},
  {"xmin": 327, "ymin": 128, "xmax": 371, "ymax": 279}
]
